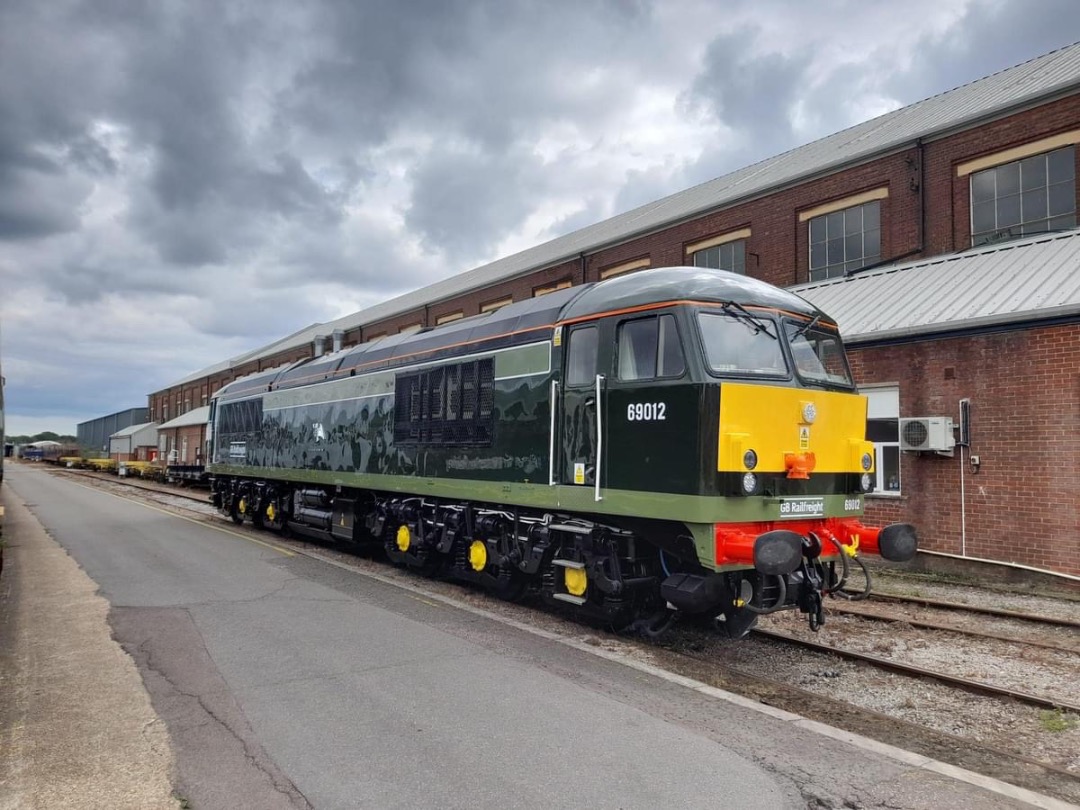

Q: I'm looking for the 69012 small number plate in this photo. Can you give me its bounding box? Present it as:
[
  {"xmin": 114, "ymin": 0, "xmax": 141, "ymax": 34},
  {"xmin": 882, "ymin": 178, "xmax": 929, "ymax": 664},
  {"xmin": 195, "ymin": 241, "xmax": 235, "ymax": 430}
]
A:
[{"xmin": 626, "ymin": 402, "xmax": 666, "ymax": 421}]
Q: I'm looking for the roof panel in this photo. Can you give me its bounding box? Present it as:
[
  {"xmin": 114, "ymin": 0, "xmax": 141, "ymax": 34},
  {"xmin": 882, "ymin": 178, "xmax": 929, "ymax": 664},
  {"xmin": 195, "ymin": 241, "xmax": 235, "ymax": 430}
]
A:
[
  {"xmin": 158, "ymin": 406, "xmax": 211, "ymax": 430},
  {"xmin": 794, "ymin": 230, "xmax": 1080, "ymax": 342}
]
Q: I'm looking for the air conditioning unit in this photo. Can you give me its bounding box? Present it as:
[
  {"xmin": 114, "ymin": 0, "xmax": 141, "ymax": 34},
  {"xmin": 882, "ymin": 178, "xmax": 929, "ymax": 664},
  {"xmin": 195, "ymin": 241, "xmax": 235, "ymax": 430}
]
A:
[{"xmin": 899, "ymin": 417, "xmax": 955, "ymax": 454}]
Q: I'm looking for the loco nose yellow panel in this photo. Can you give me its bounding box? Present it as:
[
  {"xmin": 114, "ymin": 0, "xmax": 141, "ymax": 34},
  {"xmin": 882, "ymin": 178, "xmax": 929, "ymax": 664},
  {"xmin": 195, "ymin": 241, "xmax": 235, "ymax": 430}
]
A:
[{"xmin": 718, "ymin": 382, "xmax": 874, "ymax": 473}]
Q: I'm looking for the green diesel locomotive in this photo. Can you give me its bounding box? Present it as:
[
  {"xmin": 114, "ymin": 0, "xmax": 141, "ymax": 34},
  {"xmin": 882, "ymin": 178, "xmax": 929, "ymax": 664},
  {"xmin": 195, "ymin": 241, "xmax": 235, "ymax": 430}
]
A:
[{"xmin": 209, "ymin": 267, "xmax": 915, "ymax": 636}]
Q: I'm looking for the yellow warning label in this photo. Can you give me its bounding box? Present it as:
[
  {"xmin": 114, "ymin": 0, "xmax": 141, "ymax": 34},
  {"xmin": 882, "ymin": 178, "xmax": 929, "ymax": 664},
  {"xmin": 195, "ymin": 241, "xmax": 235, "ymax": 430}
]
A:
[
  {"xmin": 573, "ymin": 462, "xmax": 585, "ymax": 485},
  {"xmin": 799, "ymin": 426, "xmax": 811, "ymax": 450}
]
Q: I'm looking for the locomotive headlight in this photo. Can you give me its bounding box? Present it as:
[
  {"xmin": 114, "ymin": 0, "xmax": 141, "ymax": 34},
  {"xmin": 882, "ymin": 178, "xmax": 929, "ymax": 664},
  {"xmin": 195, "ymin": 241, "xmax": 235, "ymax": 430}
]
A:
[
  {"xmin": 861, "ymin": 452, "xmax": 873, "ymax": 471},
  {"xmin": 741, "ymin": 472, "xmax": 759, "ymax": 495},
  {"xmin": 860, "ymin": 472, "xmax": 874, "ymax": 493},
  {"xmin": 801, "ymin": 402, "xmax": 817, "ymax": 424},
  {"xmin": 742, "ymin": 449, "xmax": 758, "ymax": 470}
]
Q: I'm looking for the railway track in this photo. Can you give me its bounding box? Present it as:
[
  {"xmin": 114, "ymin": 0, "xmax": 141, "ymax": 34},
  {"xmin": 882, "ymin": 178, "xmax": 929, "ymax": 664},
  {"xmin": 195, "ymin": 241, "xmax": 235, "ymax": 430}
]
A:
[
  {"xmin": 658, "ymin": 644, "xmax": 1080, "ymax": 804},
  {"xmin": 868, "ymin": 592, "xmax": 1080, "ymax": 628},
  {"xmin": 45, "ymin": 467, "xmax": 1080, "ymax": 802},
  {"xmin": 827, "ymin": 602, "xmax": 1080, "ymax": 654},
  {"xmin": 751, "ymin": 627, "xmax": 1080, "ymax": 713}
]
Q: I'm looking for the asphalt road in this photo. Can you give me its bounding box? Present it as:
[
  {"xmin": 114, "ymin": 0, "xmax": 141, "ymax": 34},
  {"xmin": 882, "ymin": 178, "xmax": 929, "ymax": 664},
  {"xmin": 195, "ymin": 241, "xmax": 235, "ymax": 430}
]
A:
[{"xmin": 3, "ymin": 465, "xmax": 1050, "ymax": 810}]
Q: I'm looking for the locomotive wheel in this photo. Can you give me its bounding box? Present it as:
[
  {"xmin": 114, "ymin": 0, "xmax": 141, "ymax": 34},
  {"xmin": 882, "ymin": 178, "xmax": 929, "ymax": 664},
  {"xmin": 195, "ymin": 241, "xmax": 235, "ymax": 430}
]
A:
[
  {"xmin": 229, "ymin": 500, "xmax": 243, "ymax": 525},
  {"xmin": 415, "ymin": 554, "xmax": 443, "ymax": 579},
  {"xmin": 488, "ymin": 571, "xmax": 527, "ymax": 602}
]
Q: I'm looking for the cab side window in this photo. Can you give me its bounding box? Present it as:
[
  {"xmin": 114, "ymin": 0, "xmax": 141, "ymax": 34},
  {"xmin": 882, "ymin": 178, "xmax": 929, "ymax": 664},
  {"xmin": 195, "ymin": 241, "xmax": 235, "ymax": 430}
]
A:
[
  {"xmin": 617, "ymin": 314, "xmax": 685, "ymax": 380},
  {"xmin": 566, "ymin": 325, "xmax": 598, "ymax": 386}
]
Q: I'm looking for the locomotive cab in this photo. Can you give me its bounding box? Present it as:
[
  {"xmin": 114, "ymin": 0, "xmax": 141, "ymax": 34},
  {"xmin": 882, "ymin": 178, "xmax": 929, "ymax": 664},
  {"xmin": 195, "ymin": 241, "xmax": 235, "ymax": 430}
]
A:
[{"xmin": 551, "ymin": 268, "xmax": 916, "ymax": 630}]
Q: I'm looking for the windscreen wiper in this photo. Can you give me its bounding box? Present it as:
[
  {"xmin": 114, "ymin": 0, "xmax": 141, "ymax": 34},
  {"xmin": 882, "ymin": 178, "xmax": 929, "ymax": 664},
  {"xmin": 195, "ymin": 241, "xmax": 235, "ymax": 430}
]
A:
[
  {"xmin": 790, "ymin": 312, "xmax": 822, "ymax": 339},
  {"xmin": 720, "ymin": 301, "xmax": 776, "ymax": 339}
]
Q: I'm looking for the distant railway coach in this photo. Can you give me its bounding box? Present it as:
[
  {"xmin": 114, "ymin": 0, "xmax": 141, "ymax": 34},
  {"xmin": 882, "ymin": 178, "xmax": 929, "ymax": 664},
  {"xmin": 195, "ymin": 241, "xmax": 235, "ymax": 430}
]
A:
[{"xmin": 209, "ymin": 267, "xmax": 916, "ymax": 636}]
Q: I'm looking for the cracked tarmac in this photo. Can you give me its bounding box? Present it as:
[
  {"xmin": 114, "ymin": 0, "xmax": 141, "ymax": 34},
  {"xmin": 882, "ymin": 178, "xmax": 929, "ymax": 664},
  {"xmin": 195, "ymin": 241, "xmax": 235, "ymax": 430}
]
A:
[
  {"xmin": 113, "ymin": 606, "xmax": 311, "ymax": 810},
  {"xmin": 3, "ymin": 463, "xmax": 1065, "ymax": 810}
]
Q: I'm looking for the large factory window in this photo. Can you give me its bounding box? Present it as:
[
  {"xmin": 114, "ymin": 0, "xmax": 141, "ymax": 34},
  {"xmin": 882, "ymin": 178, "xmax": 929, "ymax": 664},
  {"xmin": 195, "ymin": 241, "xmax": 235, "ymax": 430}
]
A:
[
  {"xmin": 970, "ymin": 146, "xmax": 1075, "ymax": 246},
  {"xmin": 394, "ymin": 358, "xmax": 494, "ymax": 446},
  {"xmin": 692, "ymin": 240, "xmax": 745, "ymax": 274},
  {"xmin": 808, "ymin": 200, "xmax": 880, "ymax": 280}
]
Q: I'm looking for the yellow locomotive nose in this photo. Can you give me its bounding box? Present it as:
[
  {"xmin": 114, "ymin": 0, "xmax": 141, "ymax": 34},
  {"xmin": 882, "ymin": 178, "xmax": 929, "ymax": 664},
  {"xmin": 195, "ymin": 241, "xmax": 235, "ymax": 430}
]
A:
[{"xmin": 718, "ymin": 382, "xmax": 874, "ymax": 476}]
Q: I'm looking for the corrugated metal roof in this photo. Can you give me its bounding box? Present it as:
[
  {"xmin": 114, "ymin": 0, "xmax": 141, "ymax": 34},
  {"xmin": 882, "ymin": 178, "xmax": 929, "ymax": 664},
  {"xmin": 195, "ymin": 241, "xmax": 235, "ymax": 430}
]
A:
[
  {"xmin": 168, "ymin": 41, "xmax": 1080, "ymax": 386},
  {"xmin": 158, "ymin": 406, "xmax": 210, "ymax": 430},
  {"xmin": 109, "ymin": 421, "xmax": 157, "ymax": 439},
  {"xmin": 794, "ymin": 229, "xmax": 1080, "ymax": 343}
]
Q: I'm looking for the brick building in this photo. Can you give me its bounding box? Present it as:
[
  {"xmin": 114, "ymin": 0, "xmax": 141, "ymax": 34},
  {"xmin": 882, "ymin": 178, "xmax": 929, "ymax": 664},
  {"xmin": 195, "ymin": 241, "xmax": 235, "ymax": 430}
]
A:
[{"xmin": 151, "ymin": 43, "xmax": 1080, "ymax": 577}]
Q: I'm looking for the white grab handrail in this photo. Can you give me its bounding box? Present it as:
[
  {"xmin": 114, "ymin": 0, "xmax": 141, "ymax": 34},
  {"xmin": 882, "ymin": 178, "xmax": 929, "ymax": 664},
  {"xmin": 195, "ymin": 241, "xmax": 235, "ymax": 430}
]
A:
[
  {"xmin": 548, "ymin": 379, "xmax": 559, "ymax": 486},
  {"xmin": 594, "ymin": 374, "xmax": 605, "ymax": 502}
]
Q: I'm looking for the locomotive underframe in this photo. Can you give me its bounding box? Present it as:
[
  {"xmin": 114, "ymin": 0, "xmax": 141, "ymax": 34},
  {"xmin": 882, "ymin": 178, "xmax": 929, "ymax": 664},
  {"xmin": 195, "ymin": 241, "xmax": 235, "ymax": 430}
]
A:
[{"xmin": 211, "ymin": 474, "xmax": 859, "ymax": 636}]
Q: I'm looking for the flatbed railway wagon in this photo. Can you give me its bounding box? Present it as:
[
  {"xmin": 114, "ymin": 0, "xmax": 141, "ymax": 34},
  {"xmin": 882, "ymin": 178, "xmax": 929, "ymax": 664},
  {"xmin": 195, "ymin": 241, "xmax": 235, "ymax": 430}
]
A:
[{"xmin": 209, "ymin": 267, "xmax": 916, "ymax": 636}]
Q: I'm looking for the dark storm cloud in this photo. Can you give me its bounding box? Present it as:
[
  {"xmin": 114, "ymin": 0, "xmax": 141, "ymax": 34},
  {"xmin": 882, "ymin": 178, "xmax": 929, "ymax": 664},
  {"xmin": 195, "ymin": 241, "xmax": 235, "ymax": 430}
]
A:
[
  {"xmin": 2, "ymin": 0, "xmax": 1077, "ymax": 434},
  {"xmin": 0, "ymin": 0, "xmax": 105, "ymax": 240},
  {"xmin": 283, "ymin": 0, "xmax": 654, "ymax": 151},
  {"xmin": 686, "ymin": 28, "xmax": 812, "ymax": 161},
  {"xmin": 110, "ymin": 4, "xmax": 353, "ymax": 266},
  {"xmin": 404, "ymin": 146, "xmax": 547, "ymax": 264},
  {"xmin": 0, "ymin": 165, "xmax": 88, "ymax": 240}
]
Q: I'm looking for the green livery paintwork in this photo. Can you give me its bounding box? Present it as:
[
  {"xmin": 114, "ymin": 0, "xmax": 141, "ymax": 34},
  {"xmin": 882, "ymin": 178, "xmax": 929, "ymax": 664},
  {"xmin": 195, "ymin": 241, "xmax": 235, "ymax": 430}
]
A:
[
  {"xmin": 209, "ymin": 267, "xmax": 875, "ymax": 574},
  {"xmin": 209, "ymin": 453, "xmax": 862, "ymax": 566}
]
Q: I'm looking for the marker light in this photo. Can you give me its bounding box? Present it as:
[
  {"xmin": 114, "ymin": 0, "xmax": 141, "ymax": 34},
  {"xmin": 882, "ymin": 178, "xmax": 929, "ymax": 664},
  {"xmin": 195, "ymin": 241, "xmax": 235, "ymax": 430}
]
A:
[
  {"xmin": 743, "ymin": 449, "xmax": 758, "ymax": 470},
  {"xmin": 860, "ymin": 473, "xmax": 874, "ymax": 492},
  {"xmin": 861, "ymin": 452, "xmax": 873, "ymax": 471},
  {"xmin": 741, "ymin": 472, "xmax": 758, "ymax": 495}
]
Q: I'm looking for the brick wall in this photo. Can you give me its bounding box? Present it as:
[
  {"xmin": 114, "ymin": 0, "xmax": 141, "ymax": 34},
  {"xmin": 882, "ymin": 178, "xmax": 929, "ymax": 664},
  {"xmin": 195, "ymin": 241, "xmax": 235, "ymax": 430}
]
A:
[
  {"xmin": 855, "ymin": 323, "xmax": 1080, "ymax": 576},
  {"xmin": 160, "ymin": 424, "xmax": 207, "ymax": 466}
]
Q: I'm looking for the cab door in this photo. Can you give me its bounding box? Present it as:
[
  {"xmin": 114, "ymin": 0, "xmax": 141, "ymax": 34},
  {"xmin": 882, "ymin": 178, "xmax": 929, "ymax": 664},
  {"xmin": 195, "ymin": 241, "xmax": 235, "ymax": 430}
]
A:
[
  {"xmin": 558, "ymin": 321, "xmax": 608, "ymax": 496},
  {"xmin": 603, "ymin": 311, "xmax": 695, "ymax": 495}
]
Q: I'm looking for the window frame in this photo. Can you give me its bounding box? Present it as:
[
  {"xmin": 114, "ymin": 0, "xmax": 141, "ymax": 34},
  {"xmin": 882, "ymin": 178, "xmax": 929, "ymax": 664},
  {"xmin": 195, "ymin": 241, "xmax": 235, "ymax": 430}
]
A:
[
  {"xmin": 807, "ymin": 200, "xmax": 881, "ymax": 281},
  {"xmin": 615, "ymin": 313, "xmax": 686, "ymax": 382},
  {"xmin": 691, "ymin": 239, "xmax": 747, "ymax": 274},
  {"xmin": 696, "ymin": 309, "xmax": 789, "ymax": 381},
  {"xmin": 864, "ymin": 386, "xmax": 901, "ymax": 496},
  {"xmin": 782, "ymin": 319, "xmax": 856, "ymax": 391},
  {"xmin": 969, "ymin": 145, "xmax": 1076, "ymax": 247},
  {"xmin": 565, "ymin": 324, "xmax": 600, "ymax": 387}
]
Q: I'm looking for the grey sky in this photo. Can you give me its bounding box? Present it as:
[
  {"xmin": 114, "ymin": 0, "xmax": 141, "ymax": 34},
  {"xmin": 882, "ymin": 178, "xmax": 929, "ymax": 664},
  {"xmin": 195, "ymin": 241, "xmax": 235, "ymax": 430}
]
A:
[{"xmin": 2, "ymin": 0, "xmax": 1078, "ymax": 435}]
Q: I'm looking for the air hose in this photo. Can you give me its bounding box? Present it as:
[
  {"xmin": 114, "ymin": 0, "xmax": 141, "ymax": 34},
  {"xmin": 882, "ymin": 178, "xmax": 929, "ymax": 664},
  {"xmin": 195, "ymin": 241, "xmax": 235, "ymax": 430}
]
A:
[
  {"xmin": 822, "ymin": 533, "xmax": 872, "ymax": 601},
  {"xmin": 744, "ymin": 573, "xmax": 788, "ymax": 614}
]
